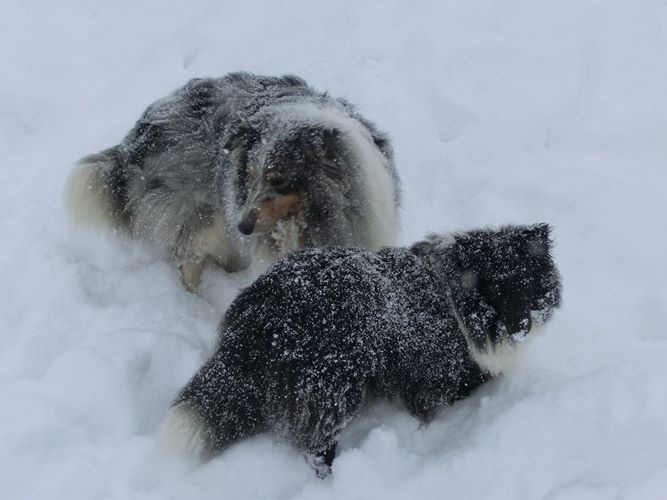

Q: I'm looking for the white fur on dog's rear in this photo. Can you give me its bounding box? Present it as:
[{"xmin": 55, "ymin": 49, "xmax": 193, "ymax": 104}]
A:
[
  {"xmin": 156, "ymin": 402, "xmax": 207, "ymax": 458},
  {"xmin": 63, "ymin": 154, "xmax": 116, "ymax": 229},
  {"xmin": 273, "ymin": 102, "xmax": 399, "ymax": 250}
]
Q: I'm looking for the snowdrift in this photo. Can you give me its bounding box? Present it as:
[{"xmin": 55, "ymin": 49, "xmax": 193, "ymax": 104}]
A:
[{"xmin": 1, "ymin": 1, "xmax": 666, "ymax": 499}]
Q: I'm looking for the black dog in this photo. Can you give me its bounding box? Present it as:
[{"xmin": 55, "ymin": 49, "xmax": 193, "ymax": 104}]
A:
[{"xmin": 158, "ymin": 224, "xmax": 561, "ymax": 473}]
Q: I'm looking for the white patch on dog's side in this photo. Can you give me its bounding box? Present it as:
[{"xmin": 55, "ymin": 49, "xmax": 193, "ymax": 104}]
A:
[
  {"xmin": 467, "ymin": 337, "xmax": 520, "ymax": 377},
  {"xmin": 156, "ymin": 402, "xmax": 207, "ymax": 459},
  {"xmin": 64, "ymin": 154, "xmax": 116, "ymax": 229},
  {"xmin": 273, "ymin": 102, "xmax": 399, "ymax": 250},
  {"xmin": 444, "ymin": 281, "xmax": 527, "ymax": 377},
  {"xmin": 468, "ymin": 324, "xmax": 546, "ymax": 376}
]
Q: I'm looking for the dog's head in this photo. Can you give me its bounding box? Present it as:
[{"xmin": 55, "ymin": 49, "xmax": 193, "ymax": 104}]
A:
[
  {"xmin": 225, "ymin": 122, "xmax": 349, "ymax": 238},
  {"xmin": 442, "ymin": 224, "xmax": 562, "ymax": 350}
]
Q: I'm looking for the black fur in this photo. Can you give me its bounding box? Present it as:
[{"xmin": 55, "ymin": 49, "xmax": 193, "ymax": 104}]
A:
[{"xmin": 164, "ymin": 224, "xmax": 561, "ymax": 472}]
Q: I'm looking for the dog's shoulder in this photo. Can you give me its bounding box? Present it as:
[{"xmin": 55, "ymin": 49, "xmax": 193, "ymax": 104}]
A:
[{"xmin": 264, "ymin": 247, "xmax": 385, "ymax": 293}]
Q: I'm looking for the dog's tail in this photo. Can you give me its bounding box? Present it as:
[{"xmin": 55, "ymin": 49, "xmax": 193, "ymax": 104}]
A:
[
  {"xmin": 156, "ymin": 349, "xmax": 263, "ymax": 461},
  {"xmin": 157, "ymin": 401, "xmax": 210, "ymax": 459},
  {"xmin": 63, "ymin": 147, "xmax": 123, "ymax": 230}
]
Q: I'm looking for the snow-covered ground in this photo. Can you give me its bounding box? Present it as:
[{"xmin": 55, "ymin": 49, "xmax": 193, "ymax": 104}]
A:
[{"xmin": 2, "ymin": 1, "xmax": 667, "ymax": 498}]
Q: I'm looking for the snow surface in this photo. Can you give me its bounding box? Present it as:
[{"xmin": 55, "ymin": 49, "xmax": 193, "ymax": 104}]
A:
[{"xmin": 1, "ymin": 1, "xmax": 666, "ymax": 499}]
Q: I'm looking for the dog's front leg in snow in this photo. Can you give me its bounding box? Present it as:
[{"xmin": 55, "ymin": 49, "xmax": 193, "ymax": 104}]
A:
[{"xmin": 179, "ymin": 259, "xmax": 205, "ymax": 293}]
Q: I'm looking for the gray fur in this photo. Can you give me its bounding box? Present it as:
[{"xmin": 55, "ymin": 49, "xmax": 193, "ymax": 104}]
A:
[{"xmin": 65, "ymin": 73, "xmax": 400, "ymax": 287}]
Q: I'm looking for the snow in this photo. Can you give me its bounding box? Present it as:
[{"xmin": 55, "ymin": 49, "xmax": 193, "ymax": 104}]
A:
[{"xmin": 1, "ymin": 0, "xmax": 666, "ymax": 499}]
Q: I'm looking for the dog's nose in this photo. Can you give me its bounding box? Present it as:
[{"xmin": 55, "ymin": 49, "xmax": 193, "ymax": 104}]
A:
[
  {"xmin": 238, "ymin": 218, "xmax": 255, "ymax": 235},
  {"xmin": 238, "ymin": 209, "xmax": 259, "ymax": 235}
]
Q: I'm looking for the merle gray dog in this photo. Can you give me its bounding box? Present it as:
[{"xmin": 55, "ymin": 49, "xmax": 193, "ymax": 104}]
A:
[
  {"xmin": 158, "ymin": 224, "xmax": 561, "ymax": 474},
  {"xmin": 65, "ymin": 73, "xmax": 400, "ymax": 291}
]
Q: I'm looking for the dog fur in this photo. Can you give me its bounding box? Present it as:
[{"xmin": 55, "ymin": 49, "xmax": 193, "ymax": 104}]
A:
[
  {"xmin": 65, "ymin": 72, "xmax": 400, "ymax": 291},
  {"xmin": 158, "ymin": 224, "xmax": 562, "ymax": 473}
]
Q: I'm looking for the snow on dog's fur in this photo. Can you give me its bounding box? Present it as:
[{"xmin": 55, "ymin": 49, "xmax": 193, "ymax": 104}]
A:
[
  {"xmin": 158, "ymin": 224, "xmax": 562, "ymax": 474},
  {"xmin": 65, "ymin": 73, "xmax": 400, "ymax": 291}
]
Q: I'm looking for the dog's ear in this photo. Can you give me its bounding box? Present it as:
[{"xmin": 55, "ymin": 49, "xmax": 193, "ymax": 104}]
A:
[
  {"xmin": 445, "ymin": 232, "xmax": 478, "ymax": 270},
  {"xmin": 293, "ymin": 125, "xmax": 341, "ymax": 161},
  {"xmin": 224, "ymin": 123, "xmax": 261, "ymax": 153},
  {"xmin": 521, "ymin": 223, "xmax": 553, "ymax": 257},
  {"xmin": 295, "ymin": 126, "xmax": 348, "ymax": 186},
  {"xmin": 524, "ymin": 223, "xmax": 562, "ymax": 321},
  {"xmin": 225, "ymin": 123, "xmax": 262, "ymax": 203},
  {"xmin": 319, "ymin": 128, "xmax": 341, "ymax": 161}
]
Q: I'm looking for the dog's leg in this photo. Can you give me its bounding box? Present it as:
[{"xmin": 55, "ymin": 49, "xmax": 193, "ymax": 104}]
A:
[
  {"xmin": 307, "ymin": 442, "xmax": 337, "ymax": 478},
  {"xmin": 173, "ymin": 207, "xmax": 230, "ymax": 292},
  {"xmin": 320, "ymin": 442, "xmax": 337, "ymax": 468},
  {"xmin": 179, "ymin": 259, "xmax": 204, "ymax": 293},
  {"xmin": 197, "ymin": 211, "xmax": 250, "ymax": 273},
  {"xmin": 215, "ymin": 247, "xmax": 249, "ymax": 273}
]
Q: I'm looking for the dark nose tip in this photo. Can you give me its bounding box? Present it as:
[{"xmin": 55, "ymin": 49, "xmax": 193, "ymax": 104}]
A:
[
  {"xmin": 238, "ymin": 218, "xmax": 255, "ymax": 235},
  {"xmin": 237, "ymin": 209, "xmax": 259, "ymax": 235}
]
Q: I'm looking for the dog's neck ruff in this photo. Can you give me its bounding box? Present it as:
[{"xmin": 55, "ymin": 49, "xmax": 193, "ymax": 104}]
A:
[
  {"xmin": 250, "ymin": 212, "xmax": 308, "ymax": 268},
  {"xmin": 434, "ymin": 249, "xmax": 521, "ymax": 377}
]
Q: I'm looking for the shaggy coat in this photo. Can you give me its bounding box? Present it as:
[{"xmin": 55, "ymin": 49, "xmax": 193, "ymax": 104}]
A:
[
  {"xmin": 159, "ymin": 224, "xmax": 562, "ymax": 472},
  {"xmin": 65, "ymin": 72, "xmax": 400, "ymax": 291}
]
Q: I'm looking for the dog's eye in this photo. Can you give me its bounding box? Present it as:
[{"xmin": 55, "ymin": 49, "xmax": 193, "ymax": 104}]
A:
[
  {"xmin": 265, "ymin": 169, "xmax": 281, "ymax": 182},
  {"xmin": 266, "ymin": 172, "xmax": 291, "ymax": 191},
  {"xmin": 273, "ymin": 181, "xmax": 294, "ymax": 195},
  {"xmin": 267, "ymin": 174, "xmax": 285, "ymax": 185}
]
